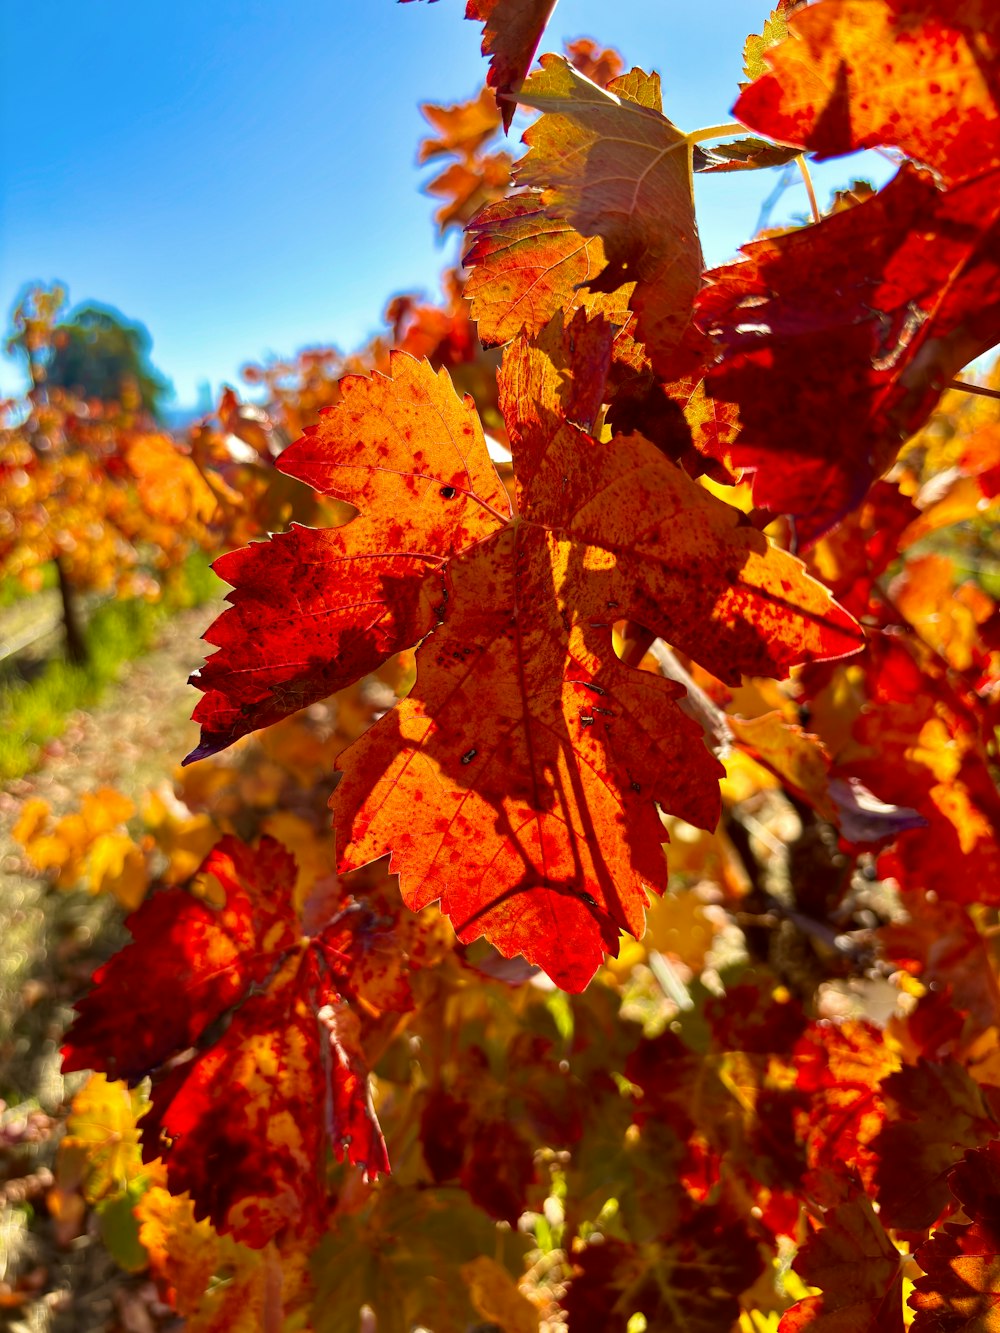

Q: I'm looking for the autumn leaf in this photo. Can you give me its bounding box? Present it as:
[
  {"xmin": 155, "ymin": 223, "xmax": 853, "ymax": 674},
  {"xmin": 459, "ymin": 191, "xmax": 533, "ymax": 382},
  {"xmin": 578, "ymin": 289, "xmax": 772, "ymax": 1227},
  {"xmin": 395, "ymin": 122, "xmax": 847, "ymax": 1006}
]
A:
[
  {"xmin": 14, "ymin": 787, "xmax": 149, "ymax": 909},
  {"xmin": 190, "ymin": 340, "xmax": 860, "ymax": 991},
  {"xmin": 881, "ymin": 894, "xmax": 1000, "ymax": 1040},
  {"xmin": 729, "ymin": 712, "xmax": 839, "ymax": 823},
  {"xmin": 125, "ymin": 434, "xmax": 219, "ymax": 526},
  {"xmin": 63, "ymin": 835, "xmax": 417, "ymax": 1245},
  {"xmin": 697, "ymin": 165, "xmax": 1000, "ymax": 542},
  {"xmin": 793, "ymin": 1020, "xmax": 900, "ymax": 1199},
  {"xmin": 401, "ymin": 0, "xmax": 556, "ymax": 131},
  {"xmin": 780, "ymin": 1197, "xmax": 905, "ymax": 1333},
  {"xmin": 742, "ymin": 1, "xmax": 797, "ymax": 86},
  {"xmin": 875, "ymin": 1060, "xmax": 1000, "ymax": 1230},
  {"xmin": 694, "ymin": 135, "xmax": 800, "ymax": 173},
  {"xmin": 464, "ymin": 195, "xmax": 633, "ymax": 348},
  {"xmin": 136, "ymin": 1185, "xmax": 314, "ymax": 1333},
  {"xmin": 470, "ymin": 0, "xmax": 557, "ymax": 130},
  {"xmin": 734, "ymin": 0, "xmax": 1000, "ymax": 188},
  {"xmin": 910, "ymin": 1139, "xmax": 1000, "ymax": 1331},
  {"xmin": 310, "ymin": 1184, "xmax": 531, "ymax": 1333},
  {"xmin": 186, "ymin": 352, "xmax": 511, "ymax": 762},
  {"xmin": 840, "ymin": 638, "xmax": 1000, "ymax": 906},
  {"xmin": 57, "ymin": 1073, "xmax": 149, "ymax": 1205},
  {"xmin": 562, "ymin": 1207, "xmax": 764, "ymax": 1331},
  {"xmin": 470, "ymin": 55, "xmax": 703, "ymax": 374},
  {"xmin": 564, "ymin": 36, "xmax": 625, "ymax": 90},
  {"xmin": 419, "ymin": 86, "xmax": 502, "ymax": 164}
]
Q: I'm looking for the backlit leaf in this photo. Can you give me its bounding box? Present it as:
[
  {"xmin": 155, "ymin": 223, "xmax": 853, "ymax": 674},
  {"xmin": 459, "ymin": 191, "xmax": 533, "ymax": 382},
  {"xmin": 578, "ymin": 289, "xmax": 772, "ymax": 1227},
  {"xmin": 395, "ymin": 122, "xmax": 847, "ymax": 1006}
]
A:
[
  {"xmin": 735, "ymin": 0, "xmax": 1000, "ymax": 187},
  {"xmin": 780, "ymin": 1197, "xmax": 904, "ymax": 1333},
  {"xmin": 63, "ymin": 836, "xmax": 416, "ymax": 1245}
]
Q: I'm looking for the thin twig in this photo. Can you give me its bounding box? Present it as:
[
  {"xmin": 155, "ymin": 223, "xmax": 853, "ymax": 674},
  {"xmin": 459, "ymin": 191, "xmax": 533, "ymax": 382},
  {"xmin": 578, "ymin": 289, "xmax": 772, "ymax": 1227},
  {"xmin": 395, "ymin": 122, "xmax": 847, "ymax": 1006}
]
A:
[{"xmin": 947, "ymin": 378, "xmax": 1000, "ymax": 402}]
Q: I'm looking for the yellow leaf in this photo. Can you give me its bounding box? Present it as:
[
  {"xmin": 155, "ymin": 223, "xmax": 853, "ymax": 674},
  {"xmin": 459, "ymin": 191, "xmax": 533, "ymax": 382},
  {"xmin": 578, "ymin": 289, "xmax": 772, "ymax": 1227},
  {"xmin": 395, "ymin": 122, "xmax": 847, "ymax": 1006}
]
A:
[
  {"xmin": 136, "ymin": 1186, "xmax": 314, "ymax": 1332},
  {"xmin": 644, "ymin": 890, "xmax": 716, "ymax": 974},
  {"xmin": 59, "ymin": 1073, "xmax": 149, "ymax": 1204},
  {"xmin": 461, "ymin": 1256, "xmax": 541, "ymax": 1333}
]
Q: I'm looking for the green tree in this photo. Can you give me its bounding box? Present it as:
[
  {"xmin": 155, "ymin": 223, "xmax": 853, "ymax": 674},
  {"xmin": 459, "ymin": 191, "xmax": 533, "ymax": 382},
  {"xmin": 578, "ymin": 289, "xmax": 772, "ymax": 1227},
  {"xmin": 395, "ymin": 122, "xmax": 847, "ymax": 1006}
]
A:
[{"xmin": 8, "ymin": 290, "xmax": 171, "ymax": 420}]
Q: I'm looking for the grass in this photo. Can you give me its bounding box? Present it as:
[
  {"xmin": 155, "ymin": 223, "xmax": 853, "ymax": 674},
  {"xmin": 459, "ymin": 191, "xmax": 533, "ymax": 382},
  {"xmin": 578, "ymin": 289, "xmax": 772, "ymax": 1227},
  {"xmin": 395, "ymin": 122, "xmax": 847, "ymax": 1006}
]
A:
[
  {"xmin": 0, "ymin": 561, "xmax": 57, "ymax": 608},
  {"xmin": 0, "ymin": 552, "xmax": 221, "ymax": 782}
]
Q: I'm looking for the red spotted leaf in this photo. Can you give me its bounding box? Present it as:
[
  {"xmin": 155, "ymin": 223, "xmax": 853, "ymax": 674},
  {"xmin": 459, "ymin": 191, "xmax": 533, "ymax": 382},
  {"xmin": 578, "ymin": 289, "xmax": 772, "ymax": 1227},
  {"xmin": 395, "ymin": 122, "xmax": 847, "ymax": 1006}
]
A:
[
  {"xmin": 63, "ymin": 836, "xmax": 413, "ymax": 1246},
  {"xmin": 463, "ymin": 196, "xmax": 634, "ymax": 348},
  {"xmin": 186, "ymin": 351, "xmax": 511, "ymax": 762},
  {"xmin": 191, "ymin": 343, "xmax": 860, "ymax": 991},
  {"xmin": 734, "ymin": 0, "xmax": 1000, "ymax": 188}
]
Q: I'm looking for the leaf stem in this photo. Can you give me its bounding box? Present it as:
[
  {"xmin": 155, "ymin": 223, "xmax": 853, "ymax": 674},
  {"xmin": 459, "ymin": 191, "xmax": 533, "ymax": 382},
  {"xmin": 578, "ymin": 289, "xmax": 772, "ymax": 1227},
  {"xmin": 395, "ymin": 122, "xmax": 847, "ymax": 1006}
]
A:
[
  {"xmin": 947, "ymin": 378, "xmax": 1000, "ymax": 402},
  {"xmin": 687, "ymin": 122, "xmax": 746, "ymax": 145},
  {"xmin": 797, "ymin": 153, "xmax": 821, "ymax": 224}
]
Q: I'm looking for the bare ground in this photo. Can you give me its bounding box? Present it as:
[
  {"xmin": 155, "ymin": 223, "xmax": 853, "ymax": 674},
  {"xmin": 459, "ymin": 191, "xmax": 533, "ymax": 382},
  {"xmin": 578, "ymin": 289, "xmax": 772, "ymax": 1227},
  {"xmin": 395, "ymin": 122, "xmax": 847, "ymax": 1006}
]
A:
[{"xmin": 0, "ymin": 600, "xmax": 220, "ymax": 1332}]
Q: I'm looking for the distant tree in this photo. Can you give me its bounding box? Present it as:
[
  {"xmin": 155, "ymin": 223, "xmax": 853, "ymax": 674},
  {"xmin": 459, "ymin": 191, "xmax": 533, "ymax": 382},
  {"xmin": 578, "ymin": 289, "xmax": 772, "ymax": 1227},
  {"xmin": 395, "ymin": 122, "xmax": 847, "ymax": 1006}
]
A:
[{"xmin": 8, "ymin": 289, "xmax": 171, "ymax": 420}]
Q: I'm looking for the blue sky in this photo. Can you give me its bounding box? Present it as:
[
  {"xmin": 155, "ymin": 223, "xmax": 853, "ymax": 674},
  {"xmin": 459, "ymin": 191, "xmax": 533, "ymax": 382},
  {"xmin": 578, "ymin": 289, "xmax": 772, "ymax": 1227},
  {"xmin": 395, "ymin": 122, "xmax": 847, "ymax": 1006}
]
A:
[{"xmin": 0, "ymin": 1, "xmax": 892, "ymax": 408}]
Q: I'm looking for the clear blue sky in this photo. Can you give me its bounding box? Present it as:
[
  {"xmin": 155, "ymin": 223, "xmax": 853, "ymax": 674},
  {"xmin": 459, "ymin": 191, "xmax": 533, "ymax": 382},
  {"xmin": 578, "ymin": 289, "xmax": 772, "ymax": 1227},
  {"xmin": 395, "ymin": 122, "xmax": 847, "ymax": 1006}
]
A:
[{"xmin": 0, "ymin": 1, "xmax": 891, "ymax": 408}]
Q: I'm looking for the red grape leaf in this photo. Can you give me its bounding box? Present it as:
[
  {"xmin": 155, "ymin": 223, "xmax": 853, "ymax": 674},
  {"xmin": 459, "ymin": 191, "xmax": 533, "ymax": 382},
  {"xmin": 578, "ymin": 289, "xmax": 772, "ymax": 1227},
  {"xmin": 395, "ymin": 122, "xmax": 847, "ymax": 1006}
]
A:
[
  {"xmin": 734, "ymin": 0, "xmax": 1000, "ymax": 188},
  {"xmin": 697, "ymin": 164, "xmax": 1000, "ymax": 542},
  {"xmin": 333, "ymin": 339, "xmax": 860, "ymax": 989},
  {"xmin": 780, "ymin": 1197, "xmax": 905, "ymax": 1333},
  {"xmin": 63, "ymin": 836, "xmax": 414, "ymax": 1246},
  {"xmin": 911, "ymin": 1140, "xmax": 1000, "ymax": 1331},
  {"xmin": 186, "ymin": 352, "xmax": 511, "ymax": 762},
  {"xmin": 191, "ymin": 346, "xmax": 861, "ymax": 991},
  {"xmin": 842, "ymin": 638, "xmax": 1000, "ymax": 906},
  {"xmin": 793, "ymin": 1020, "xmax": 900, "ymax": 1199}
]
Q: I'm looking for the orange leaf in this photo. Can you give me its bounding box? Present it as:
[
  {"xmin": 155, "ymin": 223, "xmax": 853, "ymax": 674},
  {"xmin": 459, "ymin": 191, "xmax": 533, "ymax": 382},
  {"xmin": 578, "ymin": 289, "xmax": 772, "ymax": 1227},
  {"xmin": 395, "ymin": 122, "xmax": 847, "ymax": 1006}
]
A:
[{"xmin": 510, "ymin": 57, "xmax": 703, "ymax": 374}]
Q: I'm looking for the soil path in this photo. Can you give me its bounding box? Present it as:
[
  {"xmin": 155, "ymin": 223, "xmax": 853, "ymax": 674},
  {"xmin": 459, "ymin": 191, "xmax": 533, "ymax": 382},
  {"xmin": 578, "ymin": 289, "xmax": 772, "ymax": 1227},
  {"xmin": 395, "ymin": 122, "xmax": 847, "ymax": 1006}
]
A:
[{"xmin": 0, "ymin": 599, "xmax": 220, "ymax": 1333}]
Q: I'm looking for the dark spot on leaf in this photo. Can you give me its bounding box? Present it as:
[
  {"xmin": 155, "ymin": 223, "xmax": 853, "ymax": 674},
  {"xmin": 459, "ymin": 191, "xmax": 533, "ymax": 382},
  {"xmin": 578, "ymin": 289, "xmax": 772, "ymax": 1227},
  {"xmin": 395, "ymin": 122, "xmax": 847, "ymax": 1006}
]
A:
[
  {"xmin": 461, "ymin": 748, "xmax": 477, "ymax": 765},
  {"xmin": 440, "ymin": 486, "xmax": 457, "ymax": 499},
  {"xmin": 582, "ymin": 682, "xmax": 605, "ymax": 695}
]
